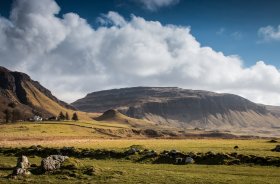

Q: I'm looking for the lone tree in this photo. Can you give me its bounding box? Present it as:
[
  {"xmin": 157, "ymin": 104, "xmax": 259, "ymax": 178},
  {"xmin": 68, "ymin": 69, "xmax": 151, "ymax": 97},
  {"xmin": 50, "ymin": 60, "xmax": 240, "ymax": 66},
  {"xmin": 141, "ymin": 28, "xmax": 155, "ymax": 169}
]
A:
[
  {"xmin": 72, "ymin": 112, "xmax": 78, "ymax": 121},
  {"xmin": 58, "ymin": 111, "xmax": 66, "ymax": 121},
  {"xmin": 65, "ymin": 112, "xmax": 70, "ymax": 120}
]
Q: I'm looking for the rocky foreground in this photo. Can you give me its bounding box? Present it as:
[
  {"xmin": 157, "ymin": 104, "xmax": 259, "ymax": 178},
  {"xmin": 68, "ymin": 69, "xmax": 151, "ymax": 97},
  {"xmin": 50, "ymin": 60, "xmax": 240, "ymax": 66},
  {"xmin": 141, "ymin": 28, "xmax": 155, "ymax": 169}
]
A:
[{"xmin": 3, "ymin": 144, "xmax": 280, "ymax": 173}]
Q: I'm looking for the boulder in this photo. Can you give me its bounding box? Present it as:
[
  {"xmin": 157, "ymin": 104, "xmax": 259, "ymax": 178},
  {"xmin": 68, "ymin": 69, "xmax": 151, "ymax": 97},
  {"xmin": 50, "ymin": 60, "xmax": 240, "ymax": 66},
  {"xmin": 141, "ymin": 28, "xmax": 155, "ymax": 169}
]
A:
[
  {"xmin": 272, "ymin": 145, "xmax": 280, "ymax": 152},
  {"xmin": 30, "ymin": 145, "xmax": 43, "ymax": 151},
  {"xmin": 175, "ymin": 157, "xmax": 183, "ymax": 164},
  {"xmin": 41, "ymin": 155, "xmax": 69, "ymax": 171},
  {"xmin": 126, "ymin": 148, "xmax": 138, "ymax": 155},
  {"xmin": 13, "ymin": 168, "xmax": 30, "ymax": 176},
  {"xmin": 145, "ymin": 150, "xmax": 157, "ymax": 157},
  {"xmin": 168, "ymin": 150, "xmax": 180, "ymax": 158},
  {"xmin": 12, "ymin": 156, "xmax": 31, "ymax": 176},
  {"xmin": 170, "ymin": 150, "xmax": 179, "ymax": 154},
  {"xmin": 17, "ymin": 155, "xmax": 30, "ymax": 169},
  {"xmin": 185, "ymin": 157, "xmax": 194, "ymax": 164}
]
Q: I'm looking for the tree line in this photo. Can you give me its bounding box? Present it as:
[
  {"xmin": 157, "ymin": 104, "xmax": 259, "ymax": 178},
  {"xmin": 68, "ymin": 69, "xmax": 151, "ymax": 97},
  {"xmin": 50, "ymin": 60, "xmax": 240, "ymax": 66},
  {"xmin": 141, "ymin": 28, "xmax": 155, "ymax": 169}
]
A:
[
  {"xmin": 58, "ymin": 111, "xmax": 79, "ymax": 121},
  {"xmin": 3, "ymin": 108, "xmax": 22, "ymax": 123}
]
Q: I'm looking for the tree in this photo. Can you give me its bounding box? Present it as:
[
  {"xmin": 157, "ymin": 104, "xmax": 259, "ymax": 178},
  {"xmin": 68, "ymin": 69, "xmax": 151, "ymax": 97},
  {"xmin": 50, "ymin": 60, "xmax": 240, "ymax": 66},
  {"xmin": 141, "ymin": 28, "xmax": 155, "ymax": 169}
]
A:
[
  {"xmin": 65, "ymin": 112, "xmax": 70, "ymax": 120},
  {"xmin": 3, "ymin": 109, "xmax": 11, "ymax": 123},
  {"xmin": 58, "ymin": 111, "xmax": 66, "ymax": 121},
  {"xmin": 72, "ymin": 112, "xmax": 78, "ymax": 121},
  {"xmin": 11, "ymin": 109, "xmax": 21, "ymax": 123}
]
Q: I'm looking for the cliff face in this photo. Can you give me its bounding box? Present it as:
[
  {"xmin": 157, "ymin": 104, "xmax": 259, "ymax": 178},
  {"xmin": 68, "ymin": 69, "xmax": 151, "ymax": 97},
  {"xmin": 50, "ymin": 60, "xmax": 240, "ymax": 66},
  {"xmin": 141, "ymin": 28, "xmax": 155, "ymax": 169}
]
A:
[
  {"xmin": 0, "ymin": 66, "xmax": 75, "ymax": 120},
  {"xmin": 72, "ymin": 87, "xmax": 280, "ymax": 129}
]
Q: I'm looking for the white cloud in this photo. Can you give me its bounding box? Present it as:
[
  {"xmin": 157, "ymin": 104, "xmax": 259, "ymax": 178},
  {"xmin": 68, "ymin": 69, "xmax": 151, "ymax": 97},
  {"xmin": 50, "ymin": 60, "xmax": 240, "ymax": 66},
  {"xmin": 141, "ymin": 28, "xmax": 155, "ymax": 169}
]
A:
[
  {"xmin": 97, "ymin": 11, "xmax": 127, "ymax": 27},
  {"xmin": 136, "ymin": 0, "xmax": 180, "ymax": 11},
  {"xmin": 1, "ymin": 0, "xmax": 280, "ymax": 106},
  {"xmin": 258, "ymin": 25, "xmax": 280, "ymax": 41}
]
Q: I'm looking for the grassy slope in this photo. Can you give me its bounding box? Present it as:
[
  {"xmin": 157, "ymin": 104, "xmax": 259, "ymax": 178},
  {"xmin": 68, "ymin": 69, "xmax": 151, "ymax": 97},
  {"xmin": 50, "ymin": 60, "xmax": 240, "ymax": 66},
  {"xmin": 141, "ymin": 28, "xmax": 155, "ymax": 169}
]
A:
[
  {"xmin": 23, "ymin": 81, "xmax": 96, "ymax": 121},
  {"xmin": 94, "ymin": 109, "xmax": 156, "ymax": 128},
  {"xmin": 0, "ymin": 121, "xmax": 132, "ymax": 139}
]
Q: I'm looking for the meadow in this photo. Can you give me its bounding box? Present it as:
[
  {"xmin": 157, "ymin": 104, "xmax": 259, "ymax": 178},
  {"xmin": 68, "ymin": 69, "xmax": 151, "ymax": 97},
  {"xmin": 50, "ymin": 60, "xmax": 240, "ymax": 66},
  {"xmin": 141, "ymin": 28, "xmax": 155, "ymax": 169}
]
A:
[
  {"xmin": 0, "ymin": 154, "xmax": 279, "ymax": 184},
  {"xmin": 0, "ymin": 121, "xmax": 279, "ymax": 183}
]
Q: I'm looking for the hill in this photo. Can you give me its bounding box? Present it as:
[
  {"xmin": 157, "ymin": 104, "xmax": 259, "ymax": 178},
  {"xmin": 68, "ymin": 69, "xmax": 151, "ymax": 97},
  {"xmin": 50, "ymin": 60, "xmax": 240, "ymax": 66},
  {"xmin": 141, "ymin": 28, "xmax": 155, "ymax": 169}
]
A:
[
  {"xmin": 94, "ymin": 109, "xmax": 156, "ymax": 128},
  {"xmin": 0, "ymin": 66, "xmax": 92, "ymax": 121},
  {"xmin": 72, "ymin": 87, "xmax": 280, "ymax": 131}
]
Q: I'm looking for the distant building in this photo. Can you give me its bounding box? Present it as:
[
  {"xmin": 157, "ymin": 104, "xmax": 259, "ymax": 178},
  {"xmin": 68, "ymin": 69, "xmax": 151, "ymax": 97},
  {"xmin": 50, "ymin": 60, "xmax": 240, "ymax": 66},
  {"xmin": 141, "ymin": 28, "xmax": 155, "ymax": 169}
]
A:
[{"xmin": 32, "ymin": 115, "xmax": 43, "ymax": 121}]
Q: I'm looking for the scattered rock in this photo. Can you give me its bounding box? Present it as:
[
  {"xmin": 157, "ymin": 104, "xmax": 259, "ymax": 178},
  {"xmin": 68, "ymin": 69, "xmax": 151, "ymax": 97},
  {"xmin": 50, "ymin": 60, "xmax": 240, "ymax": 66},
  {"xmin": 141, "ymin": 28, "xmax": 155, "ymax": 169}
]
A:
[
  {"xmin": 175, "ymin": 156, "xmax": 194, "ymax": 164},
  {"xmin": 12, "ymin": 156, "xmax": 31, "ymax": 177},
  {"xmin": 126, "ymin": 148, "xmax": 138, "ymax": 155},
  {"xmin": 168, "ymin": 150, "xmax": 181, "ymax": 157},
  {"xmin": 145, "ymin": 150, "xmax": 157, "ymax": 157},
  {"xmin": 185, "ymin": 157, "xmax": 194, "ymax": 164},
  {"xmin": 234, "ymin": 146, "xmax": 239, "ymax": 149},
  {"xmin": 175, "ymin": 157, "xmax": 183, "ymax": 164},
  {"xmin": 272, "ymin": 145, "xmax": 280, "ymax": 152},
  {"xmin": 30, "ymin": 145, "xmax": 43, "ymax": 151},
  {"xmin": 41, "ymin": 155, "xmax": 69, "ymax": 171},
  {"xmin": 268, "ymin": 139, "xmax": 278, "ymax": 143},
  {"xmin": 227, "ymin": 159, "xmax": 240, "ymax": 165}
]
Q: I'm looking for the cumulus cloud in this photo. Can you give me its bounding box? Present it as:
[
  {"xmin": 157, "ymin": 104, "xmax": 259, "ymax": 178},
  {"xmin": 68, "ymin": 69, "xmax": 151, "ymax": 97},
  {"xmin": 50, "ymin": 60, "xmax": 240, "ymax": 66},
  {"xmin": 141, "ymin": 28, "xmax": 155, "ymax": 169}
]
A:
[
  {"xmin": 135, "ymin": 0, "xmax": 180, "ymax": 11},
  {"xmin": 1, "ymin": 0, "xmax": 280, "ymax": 105},
  {"xmin": 258, "ymin": 25, "xmax": 280, "ymax": 41}
]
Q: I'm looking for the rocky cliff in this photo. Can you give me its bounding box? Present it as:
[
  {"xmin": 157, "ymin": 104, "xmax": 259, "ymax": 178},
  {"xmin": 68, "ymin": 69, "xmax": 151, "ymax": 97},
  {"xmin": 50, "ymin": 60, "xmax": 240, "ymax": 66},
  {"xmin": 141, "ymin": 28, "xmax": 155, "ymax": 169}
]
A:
[{"xmin": 72, "ymin": 87, "xmax": 280, "ymax": 129}]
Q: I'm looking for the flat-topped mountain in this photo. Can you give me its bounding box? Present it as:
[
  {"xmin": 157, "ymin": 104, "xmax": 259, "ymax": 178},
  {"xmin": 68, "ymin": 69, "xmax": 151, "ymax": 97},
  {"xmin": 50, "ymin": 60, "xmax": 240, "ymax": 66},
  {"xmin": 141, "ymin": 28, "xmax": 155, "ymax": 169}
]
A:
[{"xmin": 72, "ymin": 87, "xmax": 280, "ymax": 129}]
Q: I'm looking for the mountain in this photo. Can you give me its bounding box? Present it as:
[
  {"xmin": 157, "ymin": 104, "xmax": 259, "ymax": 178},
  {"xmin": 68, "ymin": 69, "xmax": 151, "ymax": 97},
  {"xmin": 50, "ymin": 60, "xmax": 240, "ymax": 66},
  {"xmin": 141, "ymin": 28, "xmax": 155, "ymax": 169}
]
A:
[
  {"xmin": 0, "ymin": 66, "xmax": 86, "ymax": 121},
  {"xmin": 72, "ymin": 87, "xmax": 280, "ymax": 131}
]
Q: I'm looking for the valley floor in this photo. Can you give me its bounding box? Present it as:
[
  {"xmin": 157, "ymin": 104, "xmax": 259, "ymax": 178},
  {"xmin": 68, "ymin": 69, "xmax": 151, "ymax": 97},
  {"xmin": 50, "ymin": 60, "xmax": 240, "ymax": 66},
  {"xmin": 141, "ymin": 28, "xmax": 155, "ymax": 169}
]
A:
[{"xmin": 0, "ymin": 121, "xmax": 279, "ymax": 183}]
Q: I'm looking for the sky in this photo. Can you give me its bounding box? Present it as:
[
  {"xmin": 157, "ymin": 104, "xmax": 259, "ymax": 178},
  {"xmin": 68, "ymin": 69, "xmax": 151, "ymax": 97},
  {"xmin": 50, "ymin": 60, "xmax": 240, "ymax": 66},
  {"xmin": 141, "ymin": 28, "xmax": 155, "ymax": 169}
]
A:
[{"xmin": 0, "ymin": 0, "xmax": 280, "ymax": 105}]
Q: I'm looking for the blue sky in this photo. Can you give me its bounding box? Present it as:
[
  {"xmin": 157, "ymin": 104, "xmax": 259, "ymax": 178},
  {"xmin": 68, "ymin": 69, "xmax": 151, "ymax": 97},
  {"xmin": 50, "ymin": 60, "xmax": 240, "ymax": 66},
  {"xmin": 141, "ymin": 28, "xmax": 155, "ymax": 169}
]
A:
[
  {"xmin": 1, "ymin": 0, "xmax": 279, "ymax": 67},
  {"xmin": 0, "ymin": 0, "xmax": 280, "ymax": 105}
]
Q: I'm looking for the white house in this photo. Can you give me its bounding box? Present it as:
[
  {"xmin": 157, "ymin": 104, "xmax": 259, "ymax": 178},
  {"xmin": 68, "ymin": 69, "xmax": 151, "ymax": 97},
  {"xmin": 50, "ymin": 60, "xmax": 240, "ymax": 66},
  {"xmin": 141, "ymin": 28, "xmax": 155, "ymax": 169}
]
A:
[{"xmin": 33, "ymin": 115, "xmax": 43, "ymax": 121}]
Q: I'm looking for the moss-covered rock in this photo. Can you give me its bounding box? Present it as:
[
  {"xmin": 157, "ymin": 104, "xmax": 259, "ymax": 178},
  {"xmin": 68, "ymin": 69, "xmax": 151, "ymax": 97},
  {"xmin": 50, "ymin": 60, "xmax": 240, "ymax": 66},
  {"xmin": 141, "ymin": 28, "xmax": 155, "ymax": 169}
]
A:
[{"xmin": 61, "ymin": 158, "xmax": 82, "ymax": 170}]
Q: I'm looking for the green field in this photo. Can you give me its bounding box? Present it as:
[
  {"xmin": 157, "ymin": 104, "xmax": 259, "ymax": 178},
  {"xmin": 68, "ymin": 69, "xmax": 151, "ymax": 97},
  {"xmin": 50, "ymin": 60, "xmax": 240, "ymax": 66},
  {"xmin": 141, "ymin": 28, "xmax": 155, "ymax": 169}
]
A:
[
  {"xmin": 0, "ymin": 155, "xmax": 279, "ymax": 184},
  {"xmin": 0, "ymin": 121, "xmax": 279, "ymax": 183}
]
